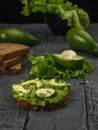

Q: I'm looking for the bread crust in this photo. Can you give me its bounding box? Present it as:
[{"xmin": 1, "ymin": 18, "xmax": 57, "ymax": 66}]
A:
[
  {"xmin": 17, "ymin": 96, "xmax": 69, "ymax": 111},
  {"xmin": 0, "ymin": 43, "xmax": 29, "ymax": 74},
  {"xmin": 0, "ymin": 63, "xmax": 21, "ymax": 74},
  {"xmin": 0, "ymin": 55, "xmax": 26, "ymax": 69},
  {"xmin": 0, "ymin": 43, "xmax": 30, "ymax": 60}
]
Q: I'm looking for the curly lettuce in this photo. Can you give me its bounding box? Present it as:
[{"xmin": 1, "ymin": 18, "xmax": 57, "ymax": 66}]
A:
[
  {"xmin": 19, "ymin": 0, "xmax": 90, "ymax": 29},
  {"xmin": 29, "ymin": 54, "xmax": 94, "ymax": 79},
  {"xmin": 12, "ymin": 78, "xmax": 70, "ymax": 106}
]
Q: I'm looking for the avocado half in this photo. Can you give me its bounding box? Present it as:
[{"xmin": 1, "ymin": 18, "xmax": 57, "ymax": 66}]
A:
[{"xmin": 50, "ymin": 54, "xmax": 84, "ymax": 70}]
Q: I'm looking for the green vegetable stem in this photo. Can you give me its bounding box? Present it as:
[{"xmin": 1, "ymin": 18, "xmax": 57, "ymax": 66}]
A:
[
  {"xmin": 0, "ymin": 27, "xmax": 37, "ymax": 46},
  {"xmin": 20, "ymin": 0, "xmax": 90, "ymax": 30},
  {"xmin": 66, "ymin": 28, "xmax": 98, "ymax": 57}
]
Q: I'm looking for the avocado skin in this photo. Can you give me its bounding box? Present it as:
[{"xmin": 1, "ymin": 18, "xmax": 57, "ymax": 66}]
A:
[
  {"xmin": 0, "ymin": 27, "xmax": 37, "ymax": 46},
  {"xmin": 66, "ymin": 28, "xmax": 98, "ymax": 56},
  {"xmin": 51, "ymin": 54, "xmax": 84, "ymax": 70}
]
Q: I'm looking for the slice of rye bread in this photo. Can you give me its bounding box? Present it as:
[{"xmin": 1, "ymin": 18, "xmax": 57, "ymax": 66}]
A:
[
  {"xmin": 0, "ymin": 63, "xmax": 21, "ymax": 74},
  {"xmin": 17, "ymin": 95, "xmax": 69, "ymax": 111},
  {"xmin": 0, "ymin": 43, "xmax": 30, "ymax": 61},
  {"xmin": 0, "ymin": 55, "xmax": 27, "ymax": 69}
]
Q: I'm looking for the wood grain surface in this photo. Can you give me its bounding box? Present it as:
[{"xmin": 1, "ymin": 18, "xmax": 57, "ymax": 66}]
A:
[{"xmin": 0, "ymin": 23, "xmax": 98, "ymax": 130}]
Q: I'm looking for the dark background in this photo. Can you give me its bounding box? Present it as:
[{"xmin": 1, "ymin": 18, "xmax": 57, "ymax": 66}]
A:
[
  {"xmin": 0, "ymin": 0, "xmax": 45, "ymax": 23},
  {"xmin": 70, "ymin": 0, "xmax": 98, "ymax": 23},
  {"xmin": 0, "ymin": 0, "xmax": 98, "ymax": 23}
]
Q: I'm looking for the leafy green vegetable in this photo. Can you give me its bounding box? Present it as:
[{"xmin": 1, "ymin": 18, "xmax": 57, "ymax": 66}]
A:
[
  {"xmin": 19, "ymin": 0, "xmax": 90, "ymax": 29},
  {"xmin": 12, "ymin": 78, "xmax": 70, "ymax": 106},
  {"xmin": 29, "ymin": 54, "xmax": 94, "ymax": 79}
]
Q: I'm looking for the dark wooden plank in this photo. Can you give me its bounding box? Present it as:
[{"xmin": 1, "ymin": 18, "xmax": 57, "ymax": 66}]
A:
[
  {"xmin": 0, "ymin": 109, "xmax": 28, "ymax": 130},
  {"xmin": 28, "ymin": 34, "xmax": 48, "ymax": 56},
  {"xmin": 45, "ymin": 34, "xmax": 69, "ymax": 54},
  {"xmin": 25, "ymin": 82, "xmax": 87, "ymax": 130},
  {"xmin": 69, "ymin": 50, "xmax": 97, "ymax": 84},
  {"xmin": 0, "ymin": 76, "xmax": 28, "ymax": 130},
  {"xmin": 82, "ymin": 23, "xmax": 98, "ymax": 130},
  {"xmin": 0, "ymin": 24, "xmax": 50, "ymax": 34},
  {"xmin": 0, "ymin": 24, "xmax": 49, "ymax": 130},
  {"xmin": 2, "ymin": 23, "xmax": 98, "ymax": 130},
  {"xmin": 85, "ymin": 82, "xmax": 98, "ymax": 130},
  {"xmin": 84, "ymin": 54, "xmax": 98, "ymax": 130},
  {"xmin": 22, "ymin": 27, "xmax": 87, "ymax": 130},
  {"xmin": 84, "ymin": 61, "xmax": 98, "ymax": 83}
]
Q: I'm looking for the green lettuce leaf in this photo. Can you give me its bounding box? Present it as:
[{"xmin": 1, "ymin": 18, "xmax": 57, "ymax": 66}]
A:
[
  {"xmin": 20, "ymin": 0, "xmax": 90, "ymax": 29},
  {"xmin": 29, "ymin": 54, "xmax": 94, "ymax": 79},
  {"xmin": 12, "ymin": 78, "xmax": 70, "ymax": 106}
]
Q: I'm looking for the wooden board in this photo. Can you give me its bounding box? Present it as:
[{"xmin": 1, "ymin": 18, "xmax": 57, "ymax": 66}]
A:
[
  {"xmin": 0, "ymin": 77, "xmax": 28, "ymax": 130},
  {"xmin": 25, "ymin": 81, "xmax": 87, "ymax": 130},
  {"xmin": 24, "ymin": 28, "xmax": 87, "ymax": 130},
  {"xmin": 85, "ymin": 82, "xmax": 98, "ymax": 130},
  {"xmin": 0, "ymin": 23, "xmax": 98, "ymax": 130}
]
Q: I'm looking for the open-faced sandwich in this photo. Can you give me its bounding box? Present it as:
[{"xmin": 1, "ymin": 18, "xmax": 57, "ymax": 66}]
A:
[{"xmin": 12, "ymin": 78, "xmax": 70, "ymax": 111}]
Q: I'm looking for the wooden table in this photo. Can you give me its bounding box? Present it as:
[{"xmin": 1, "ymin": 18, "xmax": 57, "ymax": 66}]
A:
[{"xmin": 0, "ymin": 23, "xmax": 98, "ymax": 130}]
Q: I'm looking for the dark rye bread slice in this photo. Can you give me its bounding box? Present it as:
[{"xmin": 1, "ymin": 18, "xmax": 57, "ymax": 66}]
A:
[
  {"xmin": 17, "ymin": 95, "xmax": 69, "ymax": 111},
  {"xmin": 0, "ymin": 43, "xmax": 30, "ymax": 61},
  {"xmin": 0, "ymin": 63, "xmax": 21, "ymax": 74},
  {"xmin": 0, "ymin": 55, "xmax": 26, "ymax": 69}
]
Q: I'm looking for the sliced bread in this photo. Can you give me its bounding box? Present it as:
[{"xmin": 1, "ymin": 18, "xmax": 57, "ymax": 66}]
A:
[
  {"xmin": 0, "ymin": 55, "xmax": 26, "ymax": 69},
  {"xmin": 0, "ymin": 43, "xmax": 30, "ymax": 61},
  {"xmin": 0, "ymin": 63, "xmax": 22, "ymax": 74}
]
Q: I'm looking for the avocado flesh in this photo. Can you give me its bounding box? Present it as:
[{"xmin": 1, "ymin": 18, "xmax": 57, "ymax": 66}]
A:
[
  {"xmin": 51, "ymin": 54, "xmax": 84, "ymax": 70},
  {"xmin": 21, "ymin": 79, "xmax": 42, "ymax": 88},
  {"xmin": 12, "ymin": 79, "xmax": 70, "ymax": 107},
  {"xmin": 36, "ymin": 88, "xmax": 55, "ymax": 98}
]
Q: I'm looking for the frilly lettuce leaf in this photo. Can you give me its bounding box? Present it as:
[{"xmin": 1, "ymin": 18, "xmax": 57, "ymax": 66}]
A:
[
  {"xmin": 20, "ymin": 0, "xmax": 90, "ymax": 29},
  {"xmin": 29, "ymin": 54, "xmax": 94, "ymax": 79},
  {"xmin": 12, "ymin": 78, "xmax": 70, "ymax": 106}
]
